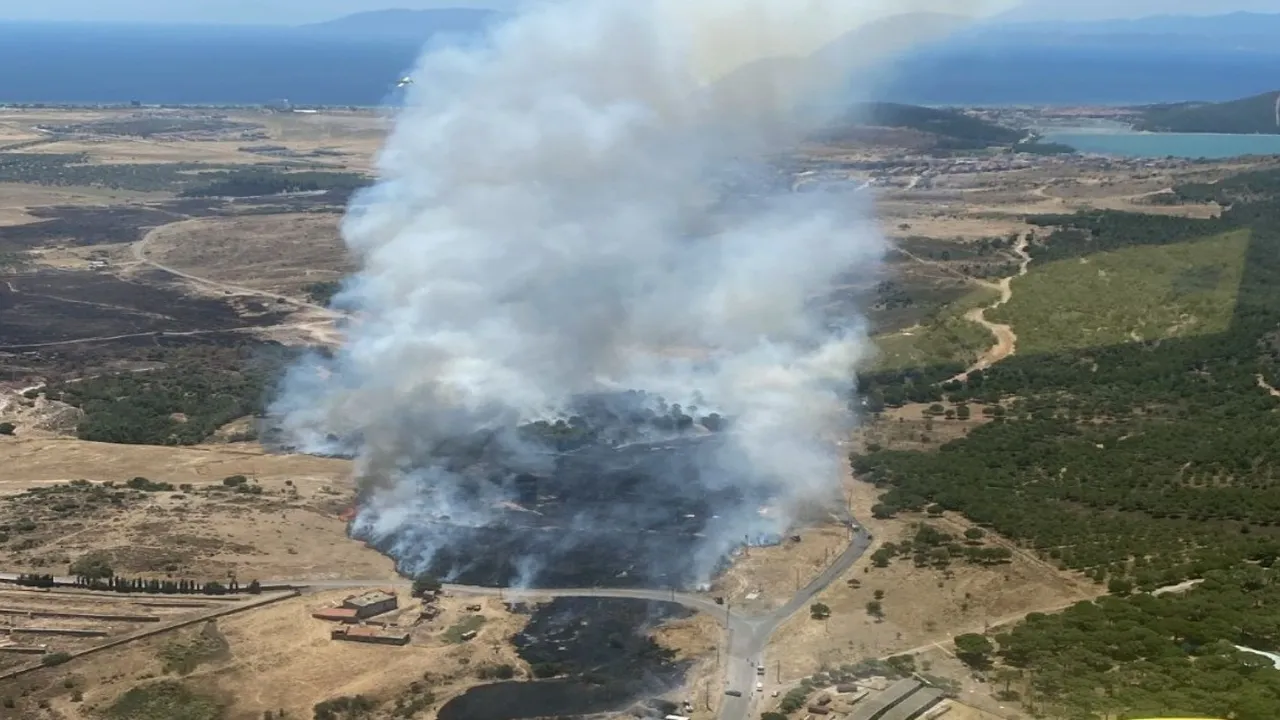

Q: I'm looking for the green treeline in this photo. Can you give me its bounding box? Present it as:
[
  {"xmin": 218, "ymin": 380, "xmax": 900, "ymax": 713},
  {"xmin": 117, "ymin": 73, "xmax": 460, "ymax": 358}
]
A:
[
  {"xmin": 854, "ymin": 179, "xmax": 1280, "ymax": 718},
  {"xmin": 1172, "ymin": 166, "xmax": 1280, "ymax": 206},
  {"xmin": 181, "ymin": 168, "xmax": 369, "ymax": 198},
  {"xmin": 16, "ymin": 573, "xmax": 261, "ymax": 595}
]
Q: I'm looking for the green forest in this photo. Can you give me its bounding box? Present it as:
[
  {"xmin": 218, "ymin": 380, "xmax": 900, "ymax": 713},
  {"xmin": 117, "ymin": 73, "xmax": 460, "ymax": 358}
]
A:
[
  {"xmin": 854, "ymin": 170, "xmax": 1280, "ymax": 718},
  {"xmin": 821, "ymin": 102, "xmax": 1025, "ymax": 150},
  {"xmin": 45, "ymin": 344, "xmax": 288, "ymax": 446},
  {"xmin": 1135, "ymin": 91, "xmax": 1280, "ymax": 135}
]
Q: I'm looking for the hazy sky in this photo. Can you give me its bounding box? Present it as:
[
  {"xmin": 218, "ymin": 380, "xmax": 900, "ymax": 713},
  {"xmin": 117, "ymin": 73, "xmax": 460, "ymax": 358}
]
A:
[{"xmin": 0, "ymin": 0, "xmax": 1276, "ymax": 25}]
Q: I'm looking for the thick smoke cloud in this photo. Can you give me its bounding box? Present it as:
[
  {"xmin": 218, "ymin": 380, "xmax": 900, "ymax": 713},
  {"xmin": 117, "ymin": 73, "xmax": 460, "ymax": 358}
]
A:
[{"xmin": 272, "ymin": 0, "xmax": 1014, "ymax": 588}]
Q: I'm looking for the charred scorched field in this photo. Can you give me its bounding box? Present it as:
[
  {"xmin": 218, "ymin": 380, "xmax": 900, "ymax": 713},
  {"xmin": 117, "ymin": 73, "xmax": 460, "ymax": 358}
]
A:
[
  {"xmin": 0, "ymin": 269, "xmax": 290, "ymax": 348},
  {"xmin": 360, "ymin": 432, "xmax": 771, "ymax": 589},
  {"xmin": 348, "ymin": 394, "xmax": 775, "ymax": 590},
  {"xmin": 437, "ymin": 597, "xmax": 691, "ymax": 720}
]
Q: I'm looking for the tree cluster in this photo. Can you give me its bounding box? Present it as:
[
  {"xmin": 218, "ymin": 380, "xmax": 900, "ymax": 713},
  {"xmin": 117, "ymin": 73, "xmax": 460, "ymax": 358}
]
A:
[
  {"xmin": 181, "ymin": 168, "xmax": 369, "ymax": 198},
  {"xmin": 47, "ymin": 345, "xmax": 286, "ymax": 446},
  {"xmin": 67, "ymin": 576, "xmax": 262, "ymax": 595},
  {"xmin": 313, "ymin": 695, "xmax": 375, "ymax": 720}
]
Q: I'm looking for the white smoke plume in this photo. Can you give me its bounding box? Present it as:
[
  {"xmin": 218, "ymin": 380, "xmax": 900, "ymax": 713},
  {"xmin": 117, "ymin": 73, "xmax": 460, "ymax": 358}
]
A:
[{"xmin": 273, "ymin": 0, "xmax": 1015, "ymax": 587}]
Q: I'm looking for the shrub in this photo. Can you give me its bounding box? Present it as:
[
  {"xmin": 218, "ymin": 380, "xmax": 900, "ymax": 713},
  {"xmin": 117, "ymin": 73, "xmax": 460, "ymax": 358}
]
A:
[
  {"xmin": 70, "ymin": 551, "xmax": 114, "ymax": 580},
  {"xmin": 42, "ymin": 652, "xmax": 72, "ymax": 666}
]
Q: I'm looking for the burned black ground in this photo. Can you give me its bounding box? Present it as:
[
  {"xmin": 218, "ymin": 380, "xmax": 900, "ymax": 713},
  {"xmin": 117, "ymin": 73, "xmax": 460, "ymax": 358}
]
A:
[
  {"xmin": 0, "ymin": 332, "xmax": 274, "ymax": 383},
  {"xmin": 355, "ymin": 425, "xmax": 775, "ymax": 590},
  {"xmin": 436, "ymin": 598, "xmax": 691, "ymax": 720},
  {"xmin": 0, "ymin": 269, "xmax": 290, "ymax": 347},
  {"xmin": 0, "ymin": 205, "xmax": 180, "ymax": 250}
]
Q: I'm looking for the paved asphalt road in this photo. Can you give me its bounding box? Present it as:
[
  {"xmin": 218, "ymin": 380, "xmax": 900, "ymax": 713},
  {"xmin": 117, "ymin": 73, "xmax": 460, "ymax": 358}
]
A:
[
  {"xmin": 717, "ymin": 528, "xmax": 872, "ymax": 720},
  {"xmin": 0, "ymin": 527, "xmax": 871, "ymax": 720}
]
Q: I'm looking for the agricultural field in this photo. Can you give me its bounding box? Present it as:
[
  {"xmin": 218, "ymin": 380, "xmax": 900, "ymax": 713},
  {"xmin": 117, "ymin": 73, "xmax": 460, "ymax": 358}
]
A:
[{"xmin": 0, "ymin": 587, "xmax": 263, "ymax": 675}]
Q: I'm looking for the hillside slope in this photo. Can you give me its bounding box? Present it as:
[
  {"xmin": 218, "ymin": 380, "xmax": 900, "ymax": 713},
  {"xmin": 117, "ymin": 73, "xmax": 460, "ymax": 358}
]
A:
[
  {"xmin": 813, "ymin": 102, "xmax": 1024, "ymax": 150},
  {"xmin": 1135, "ymin": 91, "xmax": 1280, "ymax": 134}
]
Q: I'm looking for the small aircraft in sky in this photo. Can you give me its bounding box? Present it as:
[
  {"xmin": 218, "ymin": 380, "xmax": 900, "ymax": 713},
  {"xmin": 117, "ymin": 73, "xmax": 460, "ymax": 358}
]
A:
[{"xmin": 396, "ymin": 76, "xmax": 414, "ymax": 88}]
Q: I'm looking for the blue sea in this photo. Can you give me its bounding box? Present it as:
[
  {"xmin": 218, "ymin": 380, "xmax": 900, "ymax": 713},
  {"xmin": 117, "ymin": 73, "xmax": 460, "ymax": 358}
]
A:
[{"xmin": 2, "ymin": 22, "xmax": 1280, "ymax": 107}]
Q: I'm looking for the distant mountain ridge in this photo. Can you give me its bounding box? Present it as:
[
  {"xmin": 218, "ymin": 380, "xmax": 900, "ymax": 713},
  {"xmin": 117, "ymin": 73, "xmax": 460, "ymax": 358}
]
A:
[
  {"xmin": 1135, "ymin": 91, "xmax": 1280, "ymax": 135},
  {"xmin": 941, "ymin": 11, "xmax": 1280, "ymax": 54},
  {"xmin": 299, "ymin": 8, "xmax": 506, "ymax": 40}
]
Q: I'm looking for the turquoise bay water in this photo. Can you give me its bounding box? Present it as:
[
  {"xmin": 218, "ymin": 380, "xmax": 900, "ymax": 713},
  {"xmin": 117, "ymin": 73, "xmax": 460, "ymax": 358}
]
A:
[{"xmin": 1044, "ymin": 130, "xmax": 1280, "ymax": 159}]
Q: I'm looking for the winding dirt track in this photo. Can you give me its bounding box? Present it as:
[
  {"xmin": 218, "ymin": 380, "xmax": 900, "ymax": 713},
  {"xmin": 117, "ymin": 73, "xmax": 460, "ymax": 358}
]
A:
[{"xmin": 947, "ymin": 234, "xmax": 1032, "ymax": 383}]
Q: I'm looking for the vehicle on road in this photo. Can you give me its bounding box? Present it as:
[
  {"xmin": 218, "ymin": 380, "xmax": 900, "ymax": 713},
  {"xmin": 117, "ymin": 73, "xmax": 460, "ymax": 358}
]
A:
[{"xmin": 725, "ymin": 690, "xmax": 742, "ymax": 697}]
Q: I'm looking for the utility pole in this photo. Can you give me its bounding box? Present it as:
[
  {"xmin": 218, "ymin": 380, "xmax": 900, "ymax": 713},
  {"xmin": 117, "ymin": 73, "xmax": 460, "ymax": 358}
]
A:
[{"xmin": 776, "ymin": 660, "xmax": 781, "ymax": 683}]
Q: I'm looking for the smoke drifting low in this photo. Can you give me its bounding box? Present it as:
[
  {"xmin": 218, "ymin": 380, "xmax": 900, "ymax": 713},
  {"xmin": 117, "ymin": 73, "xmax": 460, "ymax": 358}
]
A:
[{"xmin": 273, "ymin": 0, "xmax": 1007, "ymax": 588}]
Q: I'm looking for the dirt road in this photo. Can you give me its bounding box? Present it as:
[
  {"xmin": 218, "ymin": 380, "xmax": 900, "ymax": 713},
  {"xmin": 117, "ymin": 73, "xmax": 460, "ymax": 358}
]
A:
[
  {"xmin": 133, "ymin": 221, "xmax": 340, "ymax": 318},
  {"xmin": 948, "ymin": 235, "xmax": 1032, "ymax": 383}
]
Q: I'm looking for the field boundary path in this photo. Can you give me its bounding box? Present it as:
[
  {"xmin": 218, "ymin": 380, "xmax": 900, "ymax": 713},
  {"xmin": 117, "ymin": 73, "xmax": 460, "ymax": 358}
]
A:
[{"xmin": 0, "ymin": 588, "xmax": 298, "ymax": 683}]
